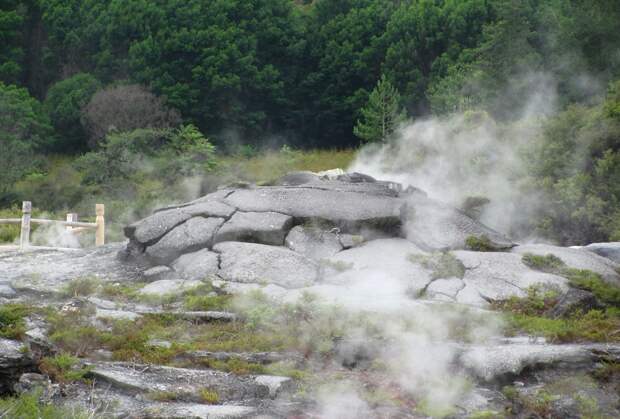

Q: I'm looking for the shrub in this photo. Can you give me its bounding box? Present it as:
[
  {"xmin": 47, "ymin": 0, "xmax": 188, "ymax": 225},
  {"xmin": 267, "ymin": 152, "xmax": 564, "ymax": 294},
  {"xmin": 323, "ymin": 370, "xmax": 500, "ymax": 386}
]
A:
[
  {"xmin": 521, "ymin": 253, "xmax": 565, "ymax": 273},
  {"xmin": 465, "ymin": 235, "xmax": 495, "ymax": 251},
  {"xmin": 39, "ymin": 354, "xmax": 91, "ymax": 383},
  {"xmin": 81, "ymin": 84, "xmax": 181, "ymax": 147},
  {"xmin": 63, "ymin": 277, "xmax": 100, "ymax": 297},
  {"xmin": 0, "ymin": 304, "xmax": 30, "ymax": 340},
  {"xmin": 199, "ymin": 388, "xmax": 220, "ymax": 404},
  {"xmin": 564, "ymin": 269, "xmax": 620, "ymax": 306},
  {"xmin": 492, "ymin": 285, "xmax": 560, "ymax": 316}
]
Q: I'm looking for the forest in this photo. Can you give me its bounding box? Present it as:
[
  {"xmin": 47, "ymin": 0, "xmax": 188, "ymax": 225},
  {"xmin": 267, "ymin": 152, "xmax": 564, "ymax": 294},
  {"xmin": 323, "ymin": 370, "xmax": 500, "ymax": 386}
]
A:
[{"xmin": 1, "ymin": 0, "xmax": 620, "ymax": 245}]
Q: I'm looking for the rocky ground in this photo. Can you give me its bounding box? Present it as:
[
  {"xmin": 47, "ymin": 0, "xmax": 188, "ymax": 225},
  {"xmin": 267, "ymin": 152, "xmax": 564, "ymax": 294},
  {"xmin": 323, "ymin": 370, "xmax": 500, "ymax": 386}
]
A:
[{"xmin": 1, "ymin": 171, "xmax": 619, "ymax": 418}]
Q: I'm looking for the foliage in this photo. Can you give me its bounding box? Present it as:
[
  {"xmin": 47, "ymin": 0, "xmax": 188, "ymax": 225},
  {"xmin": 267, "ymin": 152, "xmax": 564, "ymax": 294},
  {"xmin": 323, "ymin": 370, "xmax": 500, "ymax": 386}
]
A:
[
  {"xmin": 44, "ymin": 73, "xmax": 101, "ymax": 151},
  {"xmin": 0, "ymin": 303, "xmax": 30, "ymax": 340},
  {"xmin": 353, "ymin": 74, "xmax": 406, "ymax": 143},
  {"xmin": 492, "ymin": 285, "xmax": 561, "ymax": 316},
  {"xmin": 464, "ymin": 235, "xmax": 495, "ymax": 251},
  {"xmin": 199, "ymin": 388, "xmax": 220, "ymax": 404},
  {"xmin": 565, "ymin": 269, "xmax": 620, "ymax": 307},
  {"xmin": 63, "ymin": 277, "xmax": 101, "ymax": 297},
  {"xmin": 0, "ymin": 83, "xmax": 51, "ymax": 202},
  {"xmin": 521, "ymin": 253, "xmax": 566, "ymax": 273},
  {"xmin": 39, "ymin": 354, "xmax": 91, "ymax": 383}
]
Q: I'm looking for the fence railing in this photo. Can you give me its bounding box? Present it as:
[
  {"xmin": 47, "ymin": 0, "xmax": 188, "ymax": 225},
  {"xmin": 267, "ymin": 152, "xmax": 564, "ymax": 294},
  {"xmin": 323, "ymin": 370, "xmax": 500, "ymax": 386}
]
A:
[{"xmin": 0, "ymin": 201, "xmax": 105, "ymax": 249}]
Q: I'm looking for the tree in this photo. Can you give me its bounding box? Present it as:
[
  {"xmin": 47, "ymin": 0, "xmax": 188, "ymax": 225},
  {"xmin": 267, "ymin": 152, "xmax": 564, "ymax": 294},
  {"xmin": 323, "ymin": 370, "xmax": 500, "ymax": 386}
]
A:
[
  {"xmin": 81, "ymin": 84, "xmax": 181, "ymax": 147},
  {"xmin": 44, "ymin": 73, "xmax": 101, "ymax": 152},
  {"xmin": 0, "ymin": 82, "xmax": 52, "ymax": 201},
  {"xmin": 354, "ymin": 74, "xmax": 406, "ymax": 143}
]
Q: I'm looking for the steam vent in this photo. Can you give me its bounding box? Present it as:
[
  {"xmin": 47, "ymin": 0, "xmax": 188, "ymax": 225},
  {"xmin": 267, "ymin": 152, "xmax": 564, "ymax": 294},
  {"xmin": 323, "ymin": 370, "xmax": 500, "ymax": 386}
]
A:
[{"xmin": 1, "ymin": 171, "xmax": 619, "ymax": 418}]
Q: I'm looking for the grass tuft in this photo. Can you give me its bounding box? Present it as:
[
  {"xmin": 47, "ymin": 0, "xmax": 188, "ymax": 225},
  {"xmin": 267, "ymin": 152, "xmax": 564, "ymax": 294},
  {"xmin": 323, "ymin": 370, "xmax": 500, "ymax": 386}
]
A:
[{"xmin": 0, "ymin": 303, "xmax": 30, "ymax": 340}]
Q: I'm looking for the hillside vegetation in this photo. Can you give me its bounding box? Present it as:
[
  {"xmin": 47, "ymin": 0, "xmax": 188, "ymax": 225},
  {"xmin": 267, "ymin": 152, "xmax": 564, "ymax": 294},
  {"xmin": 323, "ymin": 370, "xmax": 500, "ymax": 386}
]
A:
[{"xmin": 1, "ymin": 0, "xmax": 619, "ymax": 244}]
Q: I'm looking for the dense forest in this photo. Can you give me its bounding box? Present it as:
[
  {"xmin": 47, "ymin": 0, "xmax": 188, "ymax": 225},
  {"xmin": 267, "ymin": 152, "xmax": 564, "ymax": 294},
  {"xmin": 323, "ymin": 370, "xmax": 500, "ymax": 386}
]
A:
[{"xmin": 1, "ymin": 0, "xmax": 620, "ymax": 244}]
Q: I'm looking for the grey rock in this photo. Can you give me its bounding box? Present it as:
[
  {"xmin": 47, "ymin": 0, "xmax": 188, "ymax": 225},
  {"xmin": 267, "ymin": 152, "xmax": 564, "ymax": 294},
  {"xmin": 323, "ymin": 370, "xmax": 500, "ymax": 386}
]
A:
[
  {"xmin": 214, "ymin": 242, "xmax": 319, "ymax": 289},
  {"xmin": 336, "ymin": 172, "xmax": 376, "ymax": 183},
  {"xmin": 126, "ymin": 208, "xmax": 192, "ymax": 245},
  {"xmin": 143, "ymin": 265, "xmax": 175, "ymax": 282},
  {"xmin": 459, "ymin": 342, "xmax": 617, "ymax": 381},
  {"xmin": 87, "ymin": 297, "xmax": 117, "ymax": 310},
  {"xmin": 147, "ymin": 339, "xmax": 172, "ymax": 349},
  {"xmin": 13, "ymin": 373, "xmax": 56, "ymax": 401},
  {"xmin": 95, "ymin": 308, "xmax": 142, "ymax": 321},
  {"xmin": 0, "ymin": 282, "xmax": 16, "ymax": 298},
  {"xmin": 145, "ymin": 217, "xmax": 225, "ymax": 264},
  {"xmin": 89, "ymin": 362, "xmax": 271, "ymax": 402},
  {"xmin": 547, "ymin": 288, "xmax": 601, "ymax": 318},
  {"xmin": 425, "ymin": 277, "xmax": 465, "ymax": 301},
  {"xmin": 583, "ymin": 242, "xmax": 620, "ymax": 263},
  {"xmin": 512, "ymin": 244, "xmax": 620, "ymax": 284},
  {"xmin": 276, "ymin": 171, "xmax": 320, "ymax": 186},
  {"xmin": 254, "ymin": 375, "xmax": 294, "ymax": 398},
  {"xmin": 180, "ymin": 200, "xmax": 236, "ymax": 218},
  {"xmin": 138, "ymin": 279, "xmax": 202, "ymax": 297},
  {"xmin": 223, "ymin": 187, "xmax": 402, "ymax": 232},
  {"xmin": 215, "ymin": 211, "xmax": 293, "ymax": 246},
  {"xmin": 171, "ymin": 249, "xmax": 219, "ymax": 281},
  {"xmin": 285, "ymin": 225, "xmax": 343, "ymax": 260},
  {"xmin": 323, "ymin": 239, "xmax": 431, "ymax": 297},
  {"xmin": 1, "ymin": 244, "xmax": 141, "ymax": 295},
  {"xmin": 453, "ymin": 251, "xmax": 569, "ymax": 305},
  {"xmin": 141, "ymin": 403, "xmax": 256, "ymax": 419},
  {"xmin": 338, "ymin": 234, "xmax": 365, "ymax": 249},
  {"xmin": 0, "ymin": 338, "xmax": 34, "ymax": 393},
  {"xmin": 403, "ymin": 195, "xmax": 514, "ymax": 251}
]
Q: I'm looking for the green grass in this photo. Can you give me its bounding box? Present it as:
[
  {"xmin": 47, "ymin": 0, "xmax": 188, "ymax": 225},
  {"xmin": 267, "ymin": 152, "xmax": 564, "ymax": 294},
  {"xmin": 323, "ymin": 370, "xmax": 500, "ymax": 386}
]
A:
[
  {"xmin": 199, "ymin": 388, "xmax": 220, "ymax": 404},
  {"xmin": 63, "ymin": 277, "xmax": 101, "ymax": 297},
  {"xmin": 521, "ymin": 252, "xmax": 565, "ymax": 273},
  {"xmin": 0, "ymin": 303, "xmax": 31, "ymax": 340},
  {"xmin": 0, "ymin": 392, "xmax": 95, "ymax": 419},
  {"xmin": 503, "ymin": 308, "xmax": 620, "ymax": 343},
  {"xmin": 492, "ymin": 285, "xmax": 561, "ymax": 316},
  {"xmin": 408, "ymin": 252, "xmax": 466, "ymax": 280},
  {"xmin": 564, "ymin": 268, "xmax": 620, "ymax": 306}
]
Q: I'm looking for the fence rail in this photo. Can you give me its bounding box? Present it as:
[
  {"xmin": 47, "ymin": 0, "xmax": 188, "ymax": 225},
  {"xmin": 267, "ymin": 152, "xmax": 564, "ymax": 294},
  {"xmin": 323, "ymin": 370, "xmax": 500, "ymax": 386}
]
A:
[{"xmin": 0, "ymin": 201, "xmax": 105, "ymax": 249}]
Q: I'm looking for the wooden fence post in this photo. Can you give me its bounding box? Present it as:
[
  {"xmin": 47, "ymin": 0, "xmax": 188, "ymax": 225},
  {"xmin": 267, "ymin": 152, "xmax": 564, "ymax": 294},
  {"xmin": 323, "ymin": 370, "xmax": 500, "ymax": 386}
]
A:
[
  {"xmin": 20, "ymin": 201, "xmax": 31, "ymax": 249},
  {"xmin": 95, "ymin": 204, "xmax": 105, "ymax": 246},
  {"xmin": 66, "ymin": 213, "xmax": 78, "ymax": 231}
]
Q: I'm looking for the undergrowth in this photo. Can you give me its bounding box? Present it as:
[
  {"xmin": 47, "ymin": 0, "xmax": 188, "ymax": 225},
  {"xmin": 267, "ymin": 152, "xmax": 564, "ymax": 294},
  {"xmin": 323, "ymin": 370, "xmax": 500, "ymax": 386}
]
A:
[{"xmin": 0, "ymin": 303, "xmax": 31, "ymax": 340}]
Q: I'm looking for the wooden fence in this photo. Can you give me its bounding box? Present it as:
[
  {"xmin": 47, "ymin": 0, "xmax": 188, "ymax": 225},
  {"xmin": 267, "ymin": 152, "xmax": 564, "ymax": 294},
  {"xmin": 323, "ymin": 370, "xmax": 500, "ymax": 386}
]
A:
[{"xmin": 0, "ymin": 201, "xmax": 105, "ymax": 249}]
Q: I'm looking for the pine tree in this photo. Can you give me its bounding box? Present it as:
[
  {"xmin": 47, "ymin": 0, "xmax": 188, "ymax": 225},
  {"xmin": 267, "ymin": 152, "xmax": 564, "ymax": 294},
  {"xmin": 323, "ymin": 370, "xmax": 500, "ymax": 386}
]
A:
[{"xmin": 354, "ymin": 74, "xmax": 407, "ymax": 143}]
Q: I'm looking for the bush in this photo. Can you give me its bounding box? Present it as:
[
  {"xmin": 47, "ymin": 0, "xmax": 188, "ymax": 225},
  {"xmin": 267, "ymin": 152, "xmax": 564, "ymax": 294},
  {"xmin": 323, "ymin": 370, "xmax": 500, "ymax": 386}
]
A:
[
  {"xmin": 565, "ymin": 269, "xmax": 620, "ymax": 306},
  {"xmin": 39, "ymin": 354, "xmax": 91, "ymax": 383},
  {"xmin": 465, "ymin": 235, "xmax": 495, "ymax": 251},
  {"xmin": 0, "ymin": 304, "xmax": 30, "ymax": 340},
  {"xmin": 521, "ymin": 253, "xmax": 565, "ymax": 273},
  {"xmin": 81, "ymin": 84, "xmax": 181, "ymax": 147},
  {"xmin": 409, "ymin": 252, "xmax": 466, "ymax": 280}
]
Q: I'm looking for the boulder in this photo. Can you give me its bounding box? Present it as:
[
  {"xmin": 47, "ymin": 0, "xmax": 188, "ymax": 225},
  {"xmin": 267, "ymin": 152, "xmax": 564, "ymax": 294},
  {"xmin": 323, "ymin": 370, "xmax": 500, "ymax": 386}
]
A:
[
  {"xmin": 223, "ymin": 187, "xmax": 402, "ymax": 232},
  {"xmin": 453, "ymin": 251, "xmax": 569, "ymax": 305},
  {"xmin": 276, "ymin": 171, "xmax": 320, "ymax": 186},
  {"xmin": 125, "ymin": 208, "xmax": 191, "ymax": 245},
  {"xmin": 171, "ymin": 248, "xmax": 220, "ymax": 281},
  {"xmin": 321, "ymin": 238, "xmax": 432, "ymax": 297},
  {"xmin": 425, "ymin": 277, "xmax": 465, "ymax": 301},
  {"xmin": 138, "ymin": 279, "xmax": 202, "ymax": 297},
  {"xmin": 145, "ymin": 217, "xmax": 225, "ymax": 264},
  {"xmin": 512, "ymin": 244, "xmax": 620, "ymax": 284},
  {"xmin": 0, "ymin": 338, "xmax": 34, "ymax": 393},
  {"xmin": 459, "ymin": 342, "xmax": 615, "ymax": 381},
  {"xmin": 214, "ymin": 242, "xmax": 319, "ymax": 288},
  {"xmin": 88, "ymin": 362, "xmax": 271, "ymax": 402},
  {"xmin": 142, "ymin": 265, "xmax": 175, "ymax": 282},
  {"xmin": 214, "ymin": 211, "xmax": 293, "ymax": 246},
  {"xmin": 285, "ymin": 225, "xmax": 343, "ymax": 260},
  {"xmin": 583, "ymin": 242, "xmax": 620, "ymax": 264},
  {"xmin": 547, "ymin": 288, "xmax": 601, "ymax": 318},
  {"xmin": 402, "ymin": 195, "xmax": 514, "ymax": 251}
]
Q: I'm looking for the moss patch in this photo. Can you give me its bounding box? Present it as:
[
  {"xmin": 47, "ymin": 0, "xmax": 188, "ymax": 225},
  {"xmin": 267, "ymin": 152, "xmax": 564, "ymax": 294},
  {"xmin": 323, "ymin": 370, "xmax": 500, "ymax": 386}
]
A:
[{"xmin": 465, "ymin": 235, "xmax": 495, "ymax": 251}]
